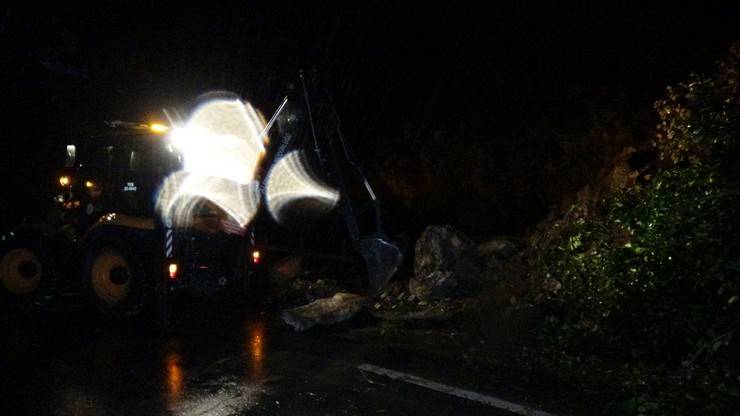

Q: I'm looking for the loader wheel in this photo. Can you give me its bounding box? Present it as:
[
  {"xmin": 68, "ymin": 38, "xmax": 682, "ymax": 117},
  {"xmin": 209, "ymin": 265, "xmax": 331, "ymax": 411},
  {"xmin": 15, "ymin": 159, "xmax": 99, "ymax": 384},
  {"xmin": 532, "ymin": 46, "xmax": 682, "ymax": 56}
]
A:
[
  {"xmin": 84, "ymin": 244, "xmax": 150, "ymax": 316},
  {"xmin": 0, "ymin": 248, "xmax": 43, "ymax": 295},
  {"xmin": 90, "ymin": 251, "xmax": 131, "ymax": 306}
]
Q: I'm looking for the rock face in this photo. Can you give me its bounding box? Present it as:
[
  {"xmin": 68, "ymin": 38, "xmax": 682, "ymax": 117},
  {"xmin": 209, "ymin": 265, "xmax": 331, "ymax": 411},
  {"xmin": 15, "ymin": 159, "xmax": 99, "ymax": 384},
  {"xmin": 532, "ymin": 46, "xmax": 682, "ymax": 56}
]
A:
[
  {"xmin": 409, "ymin": 225, "xmax": 480, "ymax": 301},
  {"xmin": 282, "ymin": 292, "xmax": 366, "ymax": 331}
]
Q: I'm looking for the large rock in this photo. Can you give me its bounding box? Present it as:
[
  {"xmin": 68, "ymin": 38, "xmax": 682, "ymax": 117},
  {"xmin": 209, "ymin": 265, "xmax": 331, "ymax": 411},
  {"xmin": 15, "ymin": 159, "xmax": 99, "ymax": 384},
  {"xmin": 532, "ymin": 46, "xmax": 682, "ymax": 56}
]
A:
[
  {"xmin": 414, "ymin": 225, "xmax": 476, "ymax": 277},
  {"xmin": 409, "ymin": 225, "xmax": 480, "ymax": 301},
  {"xmin": 282, "ymin": 292, "xmax": 366, "ymax": 331}
]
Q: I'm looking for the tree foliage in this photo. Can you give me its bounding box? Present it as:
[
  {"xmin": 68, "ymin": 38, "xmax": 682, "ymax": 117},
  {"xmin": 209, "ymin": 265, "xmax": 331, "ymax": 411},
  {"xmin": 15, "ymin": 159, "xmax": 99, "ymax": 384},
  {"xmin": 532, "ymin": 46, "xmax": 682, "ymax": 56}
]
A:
[
  {"xmin": 654, "ymin": 43, "xmax": 740, "ymax": 167},
  {"xmin": 536, "ymin": 42, "xmax": 740, "ymax": 363}
]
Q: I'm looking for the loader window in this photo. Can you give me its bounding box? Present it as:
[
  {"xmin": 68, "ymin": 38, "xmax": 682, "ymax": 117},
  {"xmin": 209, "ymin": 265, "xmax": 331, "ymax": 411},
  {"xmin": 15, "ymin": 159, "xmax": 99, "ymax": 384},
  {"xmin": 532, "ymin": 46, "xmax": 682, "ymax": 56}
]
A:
[
  {"xmin": 80, "ymin": 145, "xmax": 114, "ymax": 190},
  {"xmin": 74, "ymin": 144, "xmax": 114, "ymax": 227}
]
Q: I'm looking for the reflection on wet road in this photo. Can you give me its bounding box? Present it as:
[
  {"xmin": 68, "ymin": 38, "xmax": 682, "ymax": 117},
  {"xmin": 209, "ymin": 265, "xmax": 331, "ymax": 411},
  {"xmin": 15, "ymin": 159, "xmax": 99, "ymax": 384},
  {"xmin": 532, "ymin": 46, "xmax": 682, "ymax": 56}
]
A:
[
  {"xmin": 0, "ymin": 301, "xmax": 522, "ymax": 416},
  {"xmin": 0, "ymin": 302, "xmax": 274, "ymax": 416},
  {"xmin": 245, "ymin": 320, "xmax": 264, "ymax": 381},
  {"xmin": 164, "ymin": 350, "xmax": 184, "ymax": 405}
]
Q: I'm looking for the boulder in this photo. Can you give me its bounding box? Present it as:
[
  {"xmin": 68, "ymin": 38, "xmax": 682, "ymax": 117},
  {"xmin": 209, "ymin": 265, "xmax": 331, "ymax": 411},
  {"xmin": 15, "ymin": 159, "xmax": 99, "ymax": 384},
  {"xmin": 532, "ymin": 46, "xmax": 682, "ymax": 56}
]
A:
[
  {"xmin": 409, "ymin": 225, "xmax": 481, "ymax": 301},
  {"xmin": 414, "ymin": 225, "xmax": 476, "ymax": 278},
  {"xmin": 282, "ymin": 292, "xmax": 367, "ymax": 331}
]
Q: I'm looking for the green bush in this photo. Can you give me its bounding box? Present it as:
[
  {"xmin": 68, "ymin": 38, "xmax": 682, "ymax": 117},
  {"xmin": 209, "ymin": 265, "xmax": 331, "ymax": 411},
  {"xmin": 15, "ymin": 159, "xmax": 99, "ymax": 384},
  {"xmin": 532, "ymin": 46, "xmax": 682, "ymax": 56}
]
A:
[{"xmin": 536, "ymin": 42, "xmax": 740, "ymax": 362}]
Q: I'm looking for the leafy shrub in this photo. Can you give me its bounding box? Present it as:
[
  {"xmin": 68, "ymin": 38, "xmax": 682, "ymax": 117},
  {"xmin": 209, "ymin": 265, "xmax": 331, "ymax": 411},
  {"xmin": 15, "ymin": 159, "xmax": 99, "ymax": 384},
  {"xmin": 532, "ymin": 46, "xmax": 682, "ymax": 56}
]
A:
[
  {"xmin": 536, "ymin": 42, "xmax": 740, "ymax": 362},
  {"xmin": 654, "ymin": 42, "xmax": 740, "ymax": 166}
]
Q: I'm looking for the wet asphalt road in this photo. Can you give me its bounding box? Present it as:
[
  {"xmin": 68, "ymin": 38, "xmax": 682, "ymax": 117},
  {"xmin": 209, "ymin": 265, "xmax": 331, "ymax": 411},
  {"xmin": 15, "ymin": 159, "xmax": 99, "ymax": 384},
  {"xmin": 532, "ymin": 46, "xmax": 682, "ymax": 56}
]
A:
[{"xmin": 0, "ymin": 298, "xmax": 533, "ymax": 416}]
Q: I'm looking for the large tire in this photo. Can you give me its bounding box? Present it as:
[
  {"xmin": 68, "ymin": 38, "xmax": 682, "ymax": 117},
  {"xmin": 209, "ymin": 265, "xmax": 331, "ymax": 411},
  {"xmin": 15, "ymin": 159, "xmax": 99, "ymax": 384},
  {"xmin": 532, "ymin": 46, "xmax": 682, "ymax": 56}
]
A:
[
  {"xmin": 0, "ymin": 245, "xmax": 46, "ymax": 297},
  {"xmin": 83, "ymin": 241, "xmax": 151, "ymax": 317}
]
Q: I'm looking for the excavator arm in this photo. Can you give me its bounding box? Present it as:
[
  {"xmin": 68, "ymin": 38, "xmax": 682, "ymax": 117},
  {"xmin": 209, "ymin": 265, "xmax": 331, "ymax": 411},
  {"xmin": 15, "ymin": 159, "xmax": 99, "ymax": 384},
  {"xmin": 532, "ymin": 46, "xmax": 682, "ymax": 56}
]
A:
[{"xmin": 262, "ymin": 70, "xmax": 403, "ymax": 295}]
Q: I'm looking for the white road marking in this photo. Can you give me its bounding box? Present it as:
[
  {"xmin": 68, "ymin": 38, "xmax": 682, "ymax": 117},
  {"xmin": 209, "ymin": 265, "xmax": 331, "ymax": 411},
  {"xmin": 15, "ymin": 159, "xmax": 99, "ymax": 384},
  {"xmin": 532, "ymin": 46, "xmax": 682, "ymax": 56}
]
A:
[{"xmin": 358, "ymin": 363, "xmax": 558, "ymax": 416}]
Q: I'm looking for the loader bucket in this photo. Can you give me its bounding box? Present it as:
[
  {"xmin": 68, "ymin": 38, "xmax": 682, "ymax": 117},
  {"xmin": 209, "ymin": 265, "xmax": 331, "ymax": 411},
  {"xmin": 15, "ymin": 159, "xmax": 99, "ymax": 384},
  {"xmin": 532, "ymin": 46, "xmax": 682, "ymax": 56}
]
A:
[{"xmin": 357, "ymin": 235, "xmax": 403, "ymax": 296}]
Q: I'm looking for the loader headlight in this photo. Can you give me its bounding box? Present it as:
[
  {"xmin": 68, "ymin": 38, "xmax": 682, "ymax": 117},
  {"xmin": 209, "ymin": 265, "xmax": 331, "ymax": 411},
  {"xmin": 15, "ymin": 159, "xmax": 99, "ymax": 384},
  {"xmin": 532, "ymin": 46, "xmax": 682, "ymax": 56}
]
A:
[
  {"xmin": 59, "ymin": 176, "xmax": 71, "ymax": 186},
  {"xmin": 150, "ymin": 123, "xmax": 169, "ymax": 133}
]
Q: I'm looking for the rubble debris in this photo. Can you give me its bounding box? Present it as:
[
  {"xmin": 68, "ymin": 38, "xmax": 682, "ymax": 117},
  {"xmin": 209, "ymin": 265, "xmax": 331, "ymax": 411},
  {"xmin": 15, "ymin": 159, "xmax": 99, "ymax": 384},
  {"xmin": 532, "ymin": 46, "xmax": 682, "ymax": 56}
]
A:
[
  {"xmin": 409, "ymin": 270, "xmax": 458, "ymax": 301},
  {"xmin": 269, "ymin": 275, "xmax": 349, "ymax": 309},
  {"xmin": 371, "ymin": 297, "xmax": 464, "ymax": 322},
  {"xmin": 291, "ymin": 278, "xmax": 345, "ymax": 302},
  {"xmin": 476, "ymin": 238, "xmax": 521, "ymax": 260},
  {"xmin": 282, "ymin": 292, "xmax": 367, "ymax": 331}
]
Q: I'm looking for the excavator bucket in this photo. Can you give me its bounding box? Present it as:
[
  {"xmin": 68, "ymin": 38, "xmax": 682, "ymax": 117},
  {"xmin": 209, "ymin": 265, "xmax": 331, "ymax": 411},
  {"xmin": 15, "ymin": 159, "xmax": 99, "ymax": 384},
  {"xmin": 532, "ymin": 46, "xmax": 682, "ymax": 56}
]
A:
[{"xmin": 357, "ymin": 234, "xmax": 404, "ymax": 296}]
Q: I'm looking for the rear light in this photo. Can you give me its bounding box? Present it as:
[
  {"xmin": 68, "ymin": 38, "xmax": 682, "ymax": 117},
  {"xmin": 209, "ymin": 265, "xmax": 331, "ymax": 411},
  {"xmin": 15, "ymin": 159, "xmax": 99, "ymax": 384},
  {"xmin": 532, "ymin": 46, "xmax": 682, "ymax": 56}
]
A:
[
  {"xmin": 168, "ymin": 263, "xmax": 178, "ymax": 279},
  {"xmin": 252, "ymin": 250, "xmax": 260, "ymax": 264}
]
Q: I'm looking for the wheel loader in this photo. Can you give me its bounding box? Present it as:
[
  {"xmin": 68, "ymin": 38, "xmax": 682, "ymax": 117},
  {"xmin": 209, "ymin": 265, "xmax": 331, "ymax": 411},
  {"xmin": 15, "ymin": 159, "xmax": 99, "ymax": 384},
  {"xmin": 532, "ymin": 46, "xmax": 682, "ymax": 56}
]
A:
[{"xmin": 0, "ymin": 71, "xmax": 403, "ymax": 323}]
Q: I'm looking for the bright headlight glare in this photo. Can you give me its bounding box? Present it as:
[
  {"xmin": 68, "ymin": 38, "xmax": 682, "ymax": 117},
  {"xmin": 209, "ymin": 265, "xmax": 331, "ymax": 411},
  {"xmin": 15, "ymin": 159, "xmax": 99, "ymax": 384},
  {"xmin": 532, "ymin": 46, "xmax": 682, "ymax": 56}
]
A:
[{"xmin": 150, "ymin": 123, "xmax": 169, "ymax": 133}]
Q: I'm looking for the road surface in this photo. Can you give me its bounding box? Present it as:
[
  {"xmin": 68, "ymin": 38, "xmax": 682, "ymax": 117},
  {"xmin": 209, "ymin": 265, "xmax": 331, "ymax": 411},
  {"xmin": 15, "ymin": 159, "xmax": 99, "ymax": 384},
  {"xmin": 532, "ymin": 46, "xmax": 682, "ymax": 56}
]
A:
[{"xmin": 0, "ymin": 297, "xmax": 558, "ymax": 416}]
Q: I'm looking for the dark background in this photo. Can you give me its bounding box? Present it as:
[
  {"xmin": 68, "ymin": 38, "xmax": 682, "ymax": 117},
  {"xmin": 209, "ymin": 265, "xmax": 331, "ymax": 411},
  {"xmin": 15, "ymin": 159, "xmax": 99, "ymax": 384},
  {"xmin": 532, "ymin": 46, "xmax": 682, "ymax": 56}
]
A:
[{"xmin": 2, "ymin": 2, "xmax": 739, "ymax": 240}]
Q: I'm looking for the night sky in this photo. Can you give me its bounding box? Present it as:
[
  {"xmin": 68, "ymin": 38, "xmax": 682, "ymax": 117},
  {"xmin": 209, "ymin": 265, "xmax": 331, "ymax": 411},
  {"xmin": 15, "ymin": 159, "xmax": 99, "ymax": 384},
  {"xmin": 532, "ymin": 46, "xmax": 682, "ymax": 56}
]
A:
[{"xmin": 2, "ymin": 2, "xmax": 740, "ymax": 236}]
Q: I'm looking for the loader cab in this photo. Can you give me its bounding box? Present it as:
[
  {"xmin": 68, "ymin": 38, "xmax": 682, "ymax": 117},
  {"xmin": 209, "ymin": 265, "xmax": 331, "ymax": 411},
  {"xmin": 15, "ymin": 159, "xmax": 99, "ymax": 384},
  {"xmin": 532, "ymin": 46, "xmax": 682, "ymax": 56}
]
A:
[{"xmin": 59, "ymin": 123, "xmax": 181, "ymax": 233}]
